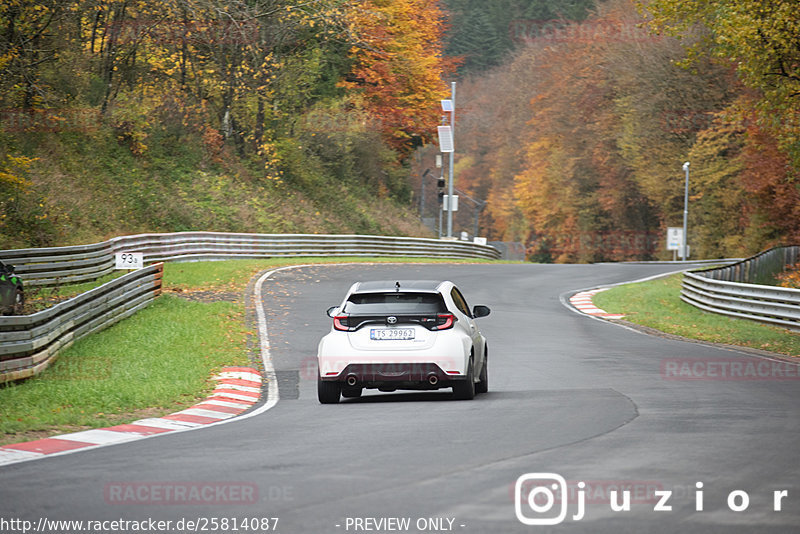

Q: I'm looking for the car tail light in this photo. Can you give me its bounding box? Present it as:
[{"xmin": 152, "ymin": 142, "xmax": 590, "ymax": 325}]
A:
[
  {"xmin": 431, "ymin": 314, "xmax": 455, "ymax": 330},
  {"xmin": 333, "ymin": 316, "xmax": 353, "ymax": 332}
]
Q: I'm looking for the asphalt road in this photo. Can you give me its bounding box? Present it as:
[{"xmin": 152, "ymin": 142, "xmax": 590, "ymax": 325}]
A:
[{"xmin": 1, "ymin": 263, "xmax": 798, "ymax": 534}]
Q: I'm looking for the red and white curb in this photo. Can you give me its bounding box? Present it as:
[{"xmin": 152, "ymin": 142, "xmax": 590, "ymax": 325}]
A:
[
  {"xmin": 0, "ymin": 367, "xmax": 261, "ymax": 466},
  {"xmin": 569, "ymin": 288, "xmax": 625, "ymax": 319}
]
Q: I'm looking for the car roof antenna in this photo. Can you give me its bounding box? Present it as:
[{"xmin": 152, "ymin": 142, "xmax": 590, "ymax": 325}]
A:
[{"xmin": 395, "ymin": 281, "xmax": 400, "ymax": 292}]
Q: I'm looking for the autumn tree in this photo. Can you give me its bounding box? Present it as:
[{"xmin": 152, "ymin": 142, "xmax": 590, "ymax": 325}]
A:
[
  {"xmin": 641, "ymin": 0, "xmax": 800, "ymax": 166},
  {"xmin": 341, "ymin": 0, "xmax": 453, "ymax": 152},
  {"xmin": 450, "ymin": 0, "xmax": 783, "ymax": 260},
  {"xmin": 1, "ymin": 0, "xmax": 457, "ymax": 246}
]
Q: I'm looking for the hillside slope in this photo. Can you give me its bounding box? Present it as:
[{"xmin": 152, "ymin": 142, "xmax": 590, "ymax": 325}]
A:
[
  {"xmin": 0, "ymin": 1, "xmax": 451, "ymax": 249},
  {"xmin": 1, "ymin": 128, "xmax": 430, "ymax": 249}
]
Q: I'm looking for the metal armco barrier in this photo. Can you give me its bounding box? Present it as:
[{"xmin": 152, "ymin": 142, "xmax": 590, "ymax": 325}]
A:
[
  {"xmin": 0, "ymin": 263, "xmax": 163, "ymax": 383},
  {"xmin": 0, "ymin": 241, "xmax": 115, "ymax": 287},
  {"xmin": 0, "ymin": 232, "xmax": 500, "ymax": 287},
  {"xmin": 681, "ymin": 246, "xmax": 800, "ymax": 332},
  {"xmin": 110, "ymin": 232, "xmax": 501, "ymax": 263},
  {"xmin": 0, "ymin": 232, "xmax": 498, "ymax": 382}
]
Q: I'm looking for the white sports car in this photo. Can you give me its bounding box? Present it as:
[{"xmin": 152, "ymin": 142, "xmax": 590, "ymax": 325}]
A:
[{"xmin": 317, "ymin": 280, "xmax": 490, "ymax": 403}]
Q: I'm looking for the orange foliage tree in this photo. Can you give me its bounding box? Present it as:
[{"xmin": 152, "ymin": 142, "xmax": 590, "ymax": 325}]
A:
[
  {"xmin": 342, "ymin": 0, "xmax": 454, "ymax": 151},
  {"xmin": 453, "ymin": 0, "xmax": 798, "ymax": 261}
]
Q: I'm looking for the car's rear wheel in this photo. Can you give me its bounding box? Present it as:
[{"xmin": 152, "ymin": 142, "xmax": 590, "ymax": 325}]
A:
[
  {"xmin": 317, "ymin": 376, "xmax": 341, "ymax": 404},
  {"xmin": 452, "ymin": 358, "xmax": 475, "ymax": 400},
  {"xmin": 341, "ymin": 387, "xmax": 363, "ymax": 398},
  {"xmin": 476, "ymin": 347, "xmax": 488, "ymax": 394}
]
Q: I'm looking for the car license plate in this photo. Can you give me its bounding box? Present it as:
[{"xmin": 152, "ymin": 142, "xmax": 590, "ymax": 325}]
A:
[{"xmin": 370, "ymin": 328, "xmax": 415, "ymax": 340}]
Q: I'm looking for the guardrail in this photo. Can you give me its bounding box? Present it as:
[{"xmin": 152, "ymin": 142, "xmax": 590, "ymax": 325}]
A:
[
  {"xmin": 680, "ymin": 246, "xmax": 800, "ymax": 332},
  {"xmin": 694, "ymin": 246, "xmax": 799, "ymax": 285},
  {"xmin": 0, "ymin": 232, "xmax": 500, "ymax": 287},
  {"xmin": 0, "ymin": 263, "xmax": 163, "ymax": 383},
  {"xmin": 0, "ymin": 232, "xmax": 499, "ymax": 383},
  {"xmin": 0, "ymin": 241, "xmax": 115, "ymax": 287}
]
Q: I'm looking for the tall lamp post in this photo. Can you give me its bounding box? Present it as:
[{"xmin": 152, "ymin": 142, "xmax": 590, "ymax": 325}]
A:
[
  {"xmin": 682, "ymin": 161, "xmax": 690, "ymax": 261},
  {"xmin": 447, "ymin": 82, "xmax": 456, "ymax": 238},
  {"xmin": 436, "ymin": 82, "xmax": 457, "ymax": 238}
]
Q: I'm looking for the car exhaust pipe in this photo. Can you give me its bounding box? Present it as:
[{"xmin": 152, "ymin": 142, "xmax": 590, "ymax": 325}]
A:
[
  {"xmin": 427, "ymin": 374, "xmax": 439, "ymax": 386},
  {"xmin": 346, "ymin": 375, "xmax": 358, "ymax": 387}
]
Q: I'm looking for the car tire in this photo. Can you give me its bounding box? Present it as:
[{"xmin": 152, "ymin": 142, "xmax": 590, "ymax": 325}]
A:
[
  {"xmin": 318, "ymin": 376, "xmax": 341, "ymax": 404},
  {"xmin": 476, "ymin": 347, "xmax": 488, "ymax": 394},
  {"xmin": 341, "ymin": 387, "xmax": 363, "ymax": 398},
  {"xmin": 452, "ymin": 358, "xmax": 475, "ymax": 400}
]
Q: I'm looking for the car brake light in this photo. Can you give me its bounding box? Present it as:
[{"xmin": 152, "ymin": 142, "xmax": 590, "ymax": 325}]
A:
[
  {"xmin": 333, "ymin": 316, "xmax": 352, "ymax": 331},
  {"xmin": 432, "ymin": 314, "xmax": 455, "ymax": 330}
]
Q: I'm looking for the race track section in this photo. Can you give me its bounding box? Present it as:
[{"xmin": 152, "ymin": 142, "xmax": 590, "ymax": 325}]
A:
[
  {"xmin": 1, "ymin": 263, "xmax": 798, "ymax": 534},
  {"xmin": 569, "ymin": 288, "xmax": 625, "ymax": 319},
  {"xmin": 0, "ymin": 368, "xmax": 262, "ymax": 466}
]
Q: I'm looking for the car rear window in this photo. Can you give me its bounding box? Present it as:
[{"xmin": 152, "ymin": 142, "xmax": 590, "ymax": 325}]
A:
[{"xmin": 343, "ymin": 292, "xmax": 446, "ymax": 314}]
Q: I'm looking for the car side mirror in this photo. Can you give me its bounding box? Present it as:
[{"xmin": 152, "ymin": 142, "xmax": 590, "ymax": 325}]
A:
[
  {"xmin": 326, "ymin": 306, "xmax": 340, "ymax": 318},
  {"xmin": 472, "ymin": 305, "xmax": 490, "ymax": 318}
]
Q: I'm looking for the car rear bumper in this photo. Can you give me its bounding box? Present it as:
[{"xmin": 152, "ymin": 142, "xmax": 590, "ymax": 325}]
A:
[{"xmin": 319, "ymin": 362, "xmax": 467, "ymax": 389}]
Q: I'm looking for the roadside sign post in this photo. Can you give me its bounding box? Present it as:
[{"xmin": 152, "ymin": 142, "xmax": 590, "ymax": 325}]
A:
[
  {"xmin": 667, "ymin": 227, "xmax": 683, "ymax": 261},
  {"xmin": 437, "ymin": 126, "xmax": 453, "ymax": 153},
  {"xmin": 115, "ymin": 252, "xmax": 144, "ymax": 270}
]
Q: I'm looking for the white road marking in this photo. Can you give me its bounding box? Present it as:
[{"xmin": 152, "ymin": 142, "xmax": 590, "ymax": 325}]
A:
[{"xmin": 54, "ymin": 429, "xmax": 145, "ymax": 445}]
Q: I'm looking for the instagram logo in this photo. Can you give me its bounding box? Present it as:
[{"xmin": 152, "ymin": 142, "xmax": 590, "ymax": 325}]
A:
[{"xmin": 515, "ymin": 473, "xmax": 574, "ymax": 525}]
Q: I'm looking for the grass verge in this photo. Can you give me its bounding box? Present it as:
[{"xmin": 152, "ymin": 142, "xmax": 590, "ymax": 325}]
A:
[
  {"xmin": 592, "ymin": 273, "xmax": 799, "ymax": 357},
  {"xmin": 0, "ymin": 297, "xmax": 247, "ymax": 443},
  {"xmin": 1, "ymin": 256, "xmax": 509, "ymax": 445}
]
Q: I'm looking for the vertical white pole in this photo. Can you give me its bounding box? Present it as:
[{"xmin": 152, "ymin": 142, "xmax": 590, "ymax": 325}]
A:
[
  {"xmin": 446, "ymin": 82, "xmax": 456, "ymax": 238},
  {"xmin": 682, "ymin": 162, "xmax": 690, "ymax": 261}
]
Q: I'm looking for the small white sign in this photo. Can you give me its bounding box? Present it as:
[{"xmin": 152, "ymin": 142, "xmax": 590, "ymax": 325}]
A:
[
  {"xmin": 442, "ymin": 194, "xmax": 459, "ymax": 211},
  {"xmin": 437, "ymin": 125, "xmax": 454, "ymax": 153},
  {"xmin": 115, "ymin": 252, "xmax": 144, "ymax": 270},
  {"xmin": 667, "ymin": 227, "xmax": 683, "ymax": 251},
  {"xmin": 473, "ymin": 237, "xmax": 487, "ymax": 246}
]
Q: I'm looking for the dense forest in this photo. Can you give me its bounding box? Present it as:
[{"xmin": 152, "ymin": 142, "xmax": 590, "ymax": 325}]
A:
[
  {"xmin": 2, "ymin": 0, "xmax": 799, "ymax": 261},
  {"xmin": 441, "ymin": 0, "xmax": 800, "ymax": 261},
  {"xmin": 0, "ymin": 0, "xmax": 452, "ymax": 248}
]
